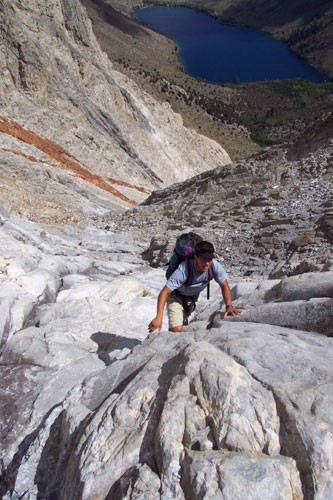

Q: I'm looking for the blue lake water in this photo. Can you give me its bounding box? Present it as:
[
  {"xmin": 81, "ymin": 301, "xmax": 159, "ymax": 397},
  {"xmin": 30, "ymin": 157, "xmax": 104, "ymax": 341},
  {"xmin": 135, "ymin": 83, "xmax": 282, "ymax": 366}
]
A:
[{"xmin": 132, "ymin": 5, "xmax": 326, "ymax": 84}]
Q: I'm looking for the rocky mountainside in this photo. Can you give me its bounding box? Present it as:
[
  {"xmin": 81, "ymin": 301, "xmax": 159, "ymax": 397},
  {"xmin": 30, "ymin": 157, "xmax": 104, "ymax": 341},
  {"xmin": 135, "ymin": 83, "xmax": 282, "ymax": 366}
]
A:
[
  {"xmin": 111, "ymin": 113, "xmax": 333, "ymax": 279},
  {"xmin": 0, "ymin": 0, "xmax": 230, "ymax": 216}
]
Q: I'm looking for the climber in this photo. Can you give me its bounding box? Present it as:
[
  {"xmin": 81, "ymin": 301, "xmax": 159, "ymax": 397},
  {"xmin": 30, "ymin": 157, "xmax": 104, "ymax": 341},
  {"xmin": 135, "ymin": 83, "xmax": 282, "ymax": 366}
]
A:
[{"xmin": 148, "ymin": 240, "xmax": 242, "ymax": 333}]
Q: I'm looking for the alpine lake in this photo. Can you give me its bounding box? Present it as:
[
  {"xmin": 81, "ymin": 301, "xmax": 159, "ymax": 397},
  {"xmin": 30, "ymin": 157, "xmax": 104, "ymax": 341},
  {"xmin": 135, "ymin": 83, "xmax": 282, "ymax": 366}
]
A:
[{"xmin": 132, "ymin": 5, "xmax": 326, "ymax": 84}]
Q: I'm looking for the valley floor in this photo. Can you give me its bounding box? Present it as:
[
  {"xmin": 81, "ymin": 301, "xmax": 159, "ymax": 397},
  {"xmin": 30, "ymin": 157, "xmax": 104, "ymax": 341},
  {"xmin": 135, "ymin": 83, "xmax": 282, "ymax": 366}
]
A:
[{"xmin": 82, "ymin": 0, "xmax": 333, "ymax": 161}]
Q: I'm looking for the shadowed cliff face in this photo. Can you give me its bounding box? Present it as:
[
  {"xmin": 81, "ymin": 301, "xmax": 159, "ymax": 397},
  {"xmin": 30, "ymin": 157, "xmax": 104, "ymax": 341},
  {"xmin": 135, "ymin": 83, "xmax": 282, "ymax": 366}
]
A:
[
  {"xmin": 105, "ymin": 0, "xmax": 331, "ymax": 26},
  {"xmin": 287, "ymin": 113, "xmax": 333, "ymax": 161},
  {"xmin": 217, "ymin": 0, "xmax": 332, "ymax": 28}
]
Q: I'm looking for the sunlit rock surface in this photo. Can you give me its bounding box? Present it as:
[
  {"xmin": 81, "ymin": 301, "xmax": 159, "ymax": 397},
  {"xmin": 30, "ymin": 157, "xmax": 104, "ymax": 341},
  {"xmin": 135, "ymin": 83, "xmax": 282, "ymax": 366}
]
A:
[{"xmin": 1, "ymin": 205, "xmax": 332, "ymax": 499}]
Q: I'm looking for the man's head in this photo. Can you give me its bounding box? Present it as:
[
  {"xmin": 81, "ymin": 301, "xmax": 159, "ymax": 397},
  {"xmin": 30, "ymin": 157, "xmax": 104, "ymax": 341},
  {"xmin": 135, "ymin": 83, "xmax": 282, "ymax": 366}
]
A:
[{"xmin": 194, "ymin": 241, "xmax": 215, "ymax": 272}]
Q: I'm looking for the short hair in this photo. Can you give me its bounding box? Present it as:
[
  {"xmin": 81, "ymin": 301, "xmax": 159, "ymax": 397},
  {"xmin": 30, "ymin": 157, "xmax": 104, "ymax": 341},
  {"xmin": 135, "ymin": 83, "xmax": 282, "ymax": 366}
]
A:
[{"xmin": 194, "ymin": 240, "xmax": 215, "ymax": 257}]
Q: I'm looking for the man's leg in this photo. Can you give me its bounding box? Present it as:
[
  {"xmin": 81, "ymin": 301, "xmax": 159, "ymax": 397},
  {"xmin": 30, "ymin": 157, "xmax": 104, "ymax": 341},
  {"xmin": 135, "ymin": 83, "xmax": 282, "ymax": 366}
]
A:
[
  {"xmin": 167, "ymin": 296, "xmax": 188, "ymax": 332},
  {"xmin": 170, "ymin": 325, "xmax": 183, "ymax": 332}
]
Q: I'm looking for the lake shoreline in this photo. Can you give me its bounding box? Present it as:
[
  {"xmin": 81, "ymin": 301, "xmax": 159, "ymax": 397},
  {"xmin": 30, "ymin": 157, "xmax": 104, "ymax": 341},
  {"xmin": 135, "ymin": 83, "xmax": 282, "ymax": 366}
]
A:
[
  {"xmin": 128, "ymin": 0, "xmax": 333, "ymax": 81},
  {"xmin": 132, "ymin": 5, "xmax": 327, "ymax": 84}
]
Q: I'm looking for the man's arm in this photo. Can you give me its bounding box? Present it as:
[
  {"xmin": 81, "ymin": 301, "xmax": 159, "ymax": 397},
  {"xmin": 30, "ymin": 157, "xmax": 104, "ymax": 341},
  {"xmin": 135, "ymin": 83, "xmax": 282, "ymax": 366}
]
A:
[
  {"xmin": 148, "ymin": 286, "xmax": 172, "ymax": 334},
  {"xmin": 219, "ymin": 279, "xmax": 242, "ymax": 318}
]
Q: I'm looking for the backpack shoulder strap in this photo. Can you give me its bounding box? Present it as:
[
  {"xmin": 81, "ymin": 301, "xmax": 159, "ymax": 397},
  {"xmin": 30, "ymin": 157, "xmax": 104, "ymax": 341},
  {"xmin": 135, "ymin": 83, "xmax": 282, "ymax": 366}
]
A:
[
  {"xmin": 184, "ymin": 257, "xmax": 194, "ymax": 286},
  {"xmin": 206, "ymin": 264, "xmax": 216, "ymax": 300}
]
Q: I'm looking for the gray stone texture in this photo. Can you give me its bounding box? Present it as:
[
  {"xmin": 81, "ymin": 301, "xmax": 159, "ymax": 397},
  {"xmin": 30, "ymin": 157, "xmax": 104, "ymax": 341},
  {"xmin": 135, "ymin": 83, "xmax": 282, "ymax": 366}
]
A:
[{"xmin": 0, "ymin": 0, "xmax": 332, "ymax": 499}]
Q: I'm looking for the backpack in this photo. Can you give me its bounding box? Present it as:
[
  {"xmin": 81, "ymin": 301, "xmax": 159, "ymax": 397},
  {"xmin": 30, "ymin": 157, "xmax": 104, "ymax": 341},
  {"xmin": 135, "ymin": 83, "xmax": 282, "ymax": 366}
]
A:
[{"xmin": 166, "ymin": 232, "xmax": 214, "ymax": 299}]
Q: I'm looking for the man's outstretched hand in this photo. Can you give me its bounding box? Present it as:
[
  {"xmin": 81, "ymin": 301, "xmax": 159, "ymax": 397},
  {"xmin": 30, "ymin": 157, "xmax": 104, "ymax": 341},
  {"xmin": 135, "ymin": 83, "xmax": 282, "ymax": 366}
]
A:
[
  {"xmin": 148, "ymin": 317, "xmax": 162, "ymax": 334},
  {"xmin": 224, "ymin": 306, "xmax": 243, "ymax": 319}
]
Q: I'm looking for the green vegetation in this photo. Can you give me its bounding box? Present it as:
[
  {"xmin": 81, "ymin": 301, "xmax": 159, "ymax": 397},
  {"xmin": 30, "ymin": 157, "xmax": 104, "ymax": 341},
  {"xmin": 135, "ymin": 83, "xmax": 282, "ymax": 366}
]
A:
[
  {"xmin": 240, "ymin": 116, "xmax": 281, "ymax": 147},
  {"xmin": 258, "ymin": 79, "xmax": 332, "ymax": 101},
  {"xmin": 231, "ymin": 79, "xmax": 333, "ymax": 146}
]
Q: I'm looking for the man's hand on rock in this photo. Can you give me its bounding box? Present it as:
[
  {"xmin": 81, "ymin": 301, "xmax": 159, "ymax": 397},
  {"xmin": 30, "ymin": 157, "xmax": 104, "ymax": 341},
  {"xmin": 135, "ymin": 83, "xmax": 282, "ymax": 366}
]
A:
[{"xmin": 224, "ymin": 305, "xmax": 243, "ymax": 319}]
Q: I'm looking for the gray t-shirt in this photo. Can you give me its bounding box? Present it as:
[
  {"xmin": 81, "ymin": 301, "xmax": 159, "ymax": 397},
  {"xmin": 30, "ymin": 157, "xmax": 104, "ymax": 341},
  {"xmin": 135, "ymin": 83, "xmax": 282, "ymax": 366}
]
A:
[{"xmin": 166, "ymin": 259, "xmax": 227, "ymax": 297}]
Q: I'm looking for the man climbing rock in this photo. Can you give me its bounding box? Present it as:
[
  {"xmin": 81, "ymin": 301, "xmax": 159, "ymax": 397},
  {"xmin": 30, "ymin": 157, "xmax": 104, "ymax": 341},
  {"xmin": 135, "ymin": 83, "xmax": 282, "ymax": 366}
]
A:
[{"xmin": 148, "ymin": 240, "xmax": 242, "ymax": 333}]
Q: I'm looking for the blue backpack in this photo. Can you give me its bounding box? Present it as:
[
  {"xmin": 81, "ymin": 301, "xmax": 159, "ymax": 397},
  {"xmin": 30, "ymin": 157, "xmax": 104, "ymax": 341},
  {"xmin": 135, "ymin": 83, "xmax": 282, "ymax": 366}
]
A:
[{"xmin": 166, "ymin": 232, "xmax": 214, "ymax": 299}]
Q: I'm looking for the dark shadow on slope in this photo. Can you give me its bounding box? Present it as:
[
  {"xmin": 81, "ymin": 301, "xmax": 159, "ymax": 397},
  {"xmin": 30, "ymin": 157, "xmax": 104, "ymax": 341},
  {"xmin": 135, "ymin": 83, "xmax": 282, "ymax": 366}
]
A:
[
  {"xmin": 35, "ymin": 410, "xmax": 84, "ymax": 500},
  {"xmin": 105, "ymin": 466, "xmax": 139, "ymax": 500},
  {"xmin": 34, "ymin": 352, "xmax": 153, "ymax": 497},
  {"xmin": 91, "ymin": 332, "xmax": 141, "ymax": 366},
  {"xmin": 0, "ymin": 404, "xmax": 62, "ymax": 498},
  {"xmin": 34, "ymin": 405, "xmax": 104, "ymax": 500},
  {"xmin": 82, "ymin": 0, "xmax": 149, "ymax": 37},
  {"xmin": 104, "ymin": 349, "xmax": 189, "ymax": 496}
]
